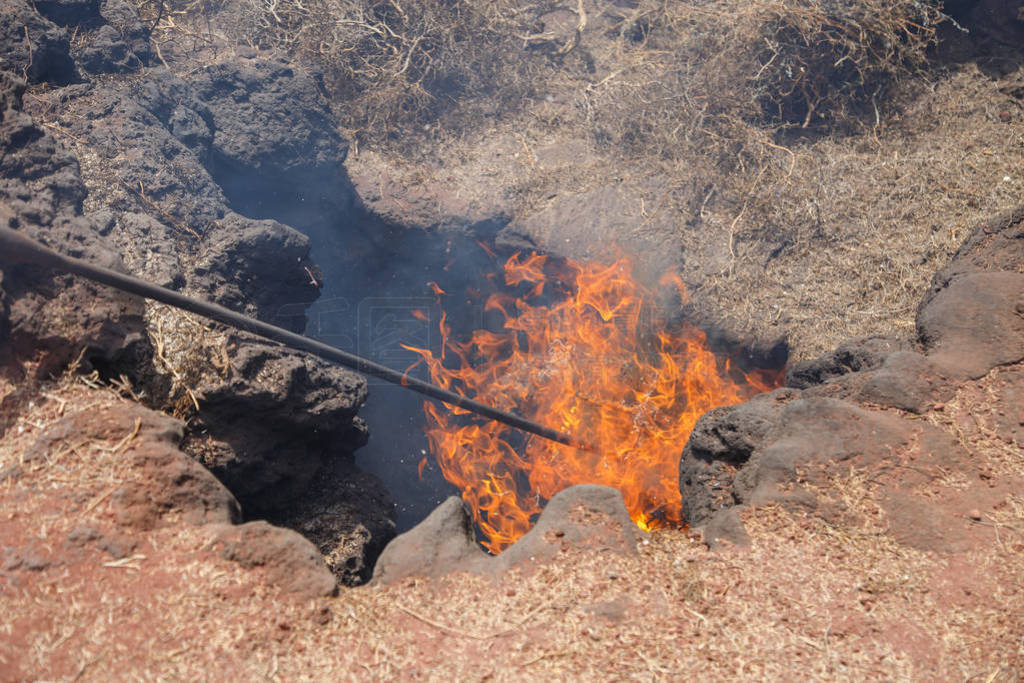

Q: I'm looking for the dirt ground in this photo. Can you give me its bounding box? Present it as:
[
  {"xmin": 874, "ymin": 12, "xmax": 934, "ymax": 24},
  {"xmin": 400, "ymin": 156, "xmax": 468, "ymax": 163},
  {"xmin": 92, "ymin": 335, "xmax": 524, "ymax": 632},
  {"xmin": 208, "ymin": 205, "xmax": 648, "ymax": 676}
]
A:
[{"xmin": 2, "ymin": 360, "xmax": 1021, "ymax": 680}]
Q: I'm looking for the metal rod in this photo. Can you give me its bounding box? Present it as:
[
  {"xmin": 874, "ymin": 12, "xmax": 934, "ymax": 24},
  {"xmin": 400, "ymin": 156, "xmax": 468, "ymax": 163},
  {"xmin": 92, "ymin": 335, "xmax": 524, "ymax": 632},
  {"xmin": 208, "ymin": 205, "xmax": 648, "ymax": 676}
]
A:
[{"xmin": 0, "ymin": 226, "xmax": 592, "ymax": 450}]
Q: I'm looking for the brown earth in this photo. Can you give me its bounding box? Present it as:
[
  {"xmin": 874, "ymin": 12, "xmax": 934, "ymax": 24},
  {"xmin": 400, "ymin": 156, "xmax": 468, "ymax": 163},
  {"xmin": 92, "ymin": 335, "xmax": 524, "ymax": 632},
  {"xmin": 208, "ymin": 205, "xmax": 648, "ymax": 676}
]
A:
[{"xmin": 2, "ymin": 359, "xmax": 1021, "ymax": 679}]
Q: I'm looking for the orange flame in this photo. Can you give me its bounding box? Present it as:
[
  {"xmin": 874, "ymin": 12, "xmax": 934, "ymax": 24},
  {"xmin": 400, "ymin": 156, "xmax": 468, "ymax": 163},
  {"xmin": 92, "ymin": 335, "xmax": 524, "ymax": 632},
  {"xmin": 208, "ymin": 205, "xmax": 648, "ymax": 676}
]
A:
[{"xmin": 408, "ymin": 252, "xmax": 780, "ymax": 553}]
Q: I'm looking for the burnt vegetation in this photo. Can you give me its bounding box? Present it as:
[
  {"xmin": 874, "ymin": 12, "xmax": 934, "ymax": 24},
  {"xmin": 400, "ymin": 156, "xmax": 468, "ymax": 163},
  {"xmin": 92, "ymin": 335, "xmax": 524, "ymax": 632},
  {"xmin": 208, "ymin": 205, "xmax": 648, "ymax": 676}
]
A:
[
  {"xmin": 132, "ymin": 0, "xmax": 946, "ymax": 157},
  {"xmin": 126, "ymin": 0, "xmax": 1024, "ymax": 361}
]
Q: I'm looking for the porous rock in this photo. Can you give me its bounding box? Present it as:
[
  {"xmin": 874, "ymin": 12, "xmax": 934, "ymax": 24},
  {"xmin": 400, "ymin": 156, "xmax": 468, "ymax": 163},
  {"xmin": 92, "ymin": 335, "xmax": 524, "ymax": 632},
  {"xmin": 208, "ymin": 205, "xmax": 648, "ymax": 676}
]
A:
[
  {"xmin": 74, "ymin": 23, "xmax": 141, "ymax": 75},
  {"xmin": 191, "ymin": 337, "xmax": 368, "ymax": 512},
  {"xmin": 27, "ymin": 68, "xmax": 373, "ymax": 521},
  {"xmin": 373, "ymin": 485, "xmax": 640, "ymax": 584},
  {"xmin": 25, "ymin": 403, "xmax": 241, "ymax": 530},
  {"xmin": 855, "ymin": 350, "xmax": 957, "ymax": 413},
  {"xmin": 192, "ymin": 212, "xmax": 321, "ymax": 327},
  {"xmin": 917, "ymin": 271, "xmax": 1024, "ymax": 379},
  {"xmin": 33, "ymin": 0, "xmax": 102, "ymax": 26},
  {"xmin": 186, "ymin": 56, "xmax": 355, "ymax": 225},
  {"xmin": 209, "ymin": 521, "xmax": 338, "ymax": 599},
  {"xmin": 786, "ymin": 336, "xmax": 909, "ymax": 389},
  {"xmin": 0, "ymin": 0, "xmax": 77, "ymax": 84},
  {"xmin": 99, "ymin": 0, "xmax": 151, "ymax": 65},
  {"xmin": 680, "ymin": 396, "xmax": 924, "ymax": 538},
  {"xmin": 34, "ymin": 0, "xmax": 146, "ymax": 76},
  {"xmin": 0, "ymin": 73, "xmax": 145, "ymax": 377}
]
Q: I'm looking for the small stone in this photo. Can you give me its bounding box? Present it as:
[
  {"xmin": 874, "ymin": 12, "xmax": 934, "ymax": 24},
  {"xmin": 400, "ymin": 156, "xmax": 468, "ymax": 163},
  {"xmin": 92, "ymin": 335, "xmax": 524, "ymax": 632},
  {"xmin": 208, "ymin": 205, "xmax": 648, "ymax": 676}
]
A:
[
  {"xmin": 999, "ymin": 110, "xmax": 1011, "ymax": 122},
  {"xmin": 967, "ymin": 509, "xmax": 983, "ymax": 521}
]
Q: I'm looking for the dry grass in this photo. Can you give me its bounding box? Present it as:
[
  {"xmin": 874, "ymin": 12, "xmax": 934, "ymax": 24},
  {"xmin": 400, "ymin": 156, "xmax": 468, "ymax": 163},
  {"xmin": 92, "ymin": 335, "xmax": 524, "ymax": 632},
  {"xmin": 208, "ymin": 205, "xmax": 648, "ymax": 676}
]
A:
[
  {"xmin": 2, "ymin": 363, "xmax": 1021, "ymax": 679},
  {"xmin": 692, "ymin": 63, "xmax": 1024, "ymax": 359},
  {"xmin": 116, "ymin": 0, "xmax": 1023, "ymax": 361},
  {"xmin": 144, "ymin": 302, "xmax": 232, "ymax": 418}
]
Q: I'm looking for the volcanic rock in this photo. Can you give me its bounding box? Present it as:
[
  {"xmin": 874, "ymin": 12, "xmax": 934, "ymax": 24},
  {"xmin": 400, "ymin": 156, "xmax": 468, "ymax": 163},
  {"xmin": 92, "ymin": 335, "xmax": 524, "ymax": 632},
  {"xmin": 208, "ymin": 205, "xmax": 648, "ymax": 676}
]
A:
[
  {"xmin": 98, "ymin": 0, "xmax": 151, "ymax": 65},
  {"xmin": 373, "ymin": 485, "xmax": 641, "ymax": 584},
  {"xmin": 0, "ymin": 0, "xmax": 77, "ymax": 84},
  {"xmin": 33, "ymin": 0, "xmax": 103, "ymax": 27},
  {"xmin": 499, "ymin": 484, "xmax": 643, "ymax": 568},
  {"xmin": 921, "ymin": 206, "xmax": 1024, "ymax": 306},
  {"xmin": 855, "ymin": 350, "xmax": 957, "ymax": 413},
  {"xmin": 189, "ymin": 338, "xmax": 368, "ymax": 509},
  {"xmin": 372, "ymin": 497, "xmax": 491, "ymax": 584},
  {"xmin": 0, "ymin": 72, "xmax": 145, "ymax": 378},
  {"xmin": 209, "ymin": 521, "xmax": 339, "ymax": 599},
  {"xmin": 34, "ymin": 0, "xmax": 148, "ymax": 75},
  {"xmin": 916, "ymin": 272, "xmax": 1024, "ymax": 380},
  {"xmin": 681, "ymin": 206, "xmax": 1024, "ymax": 549},
  {"xmin": 17, "ymin": 57, "xmax": 376, "ymax": 520},
  {"xmin": 27, "ymin": 403, "xmax": 241, "ymax": 530},
  {"xmin": 786, "ymin": 335, "xmax": 909, "ymax": 389},
  {"xmin": 185, "ymin": 56, "xmax": 356, "ymax": 230},
  {"xmin": 192, "ymin": 213, "xmax": 322, "ymax": 326},
  {"xmin": 74, "ymin": 23, "xmax": 141, "ymax": 75},
  {"xmin": 679, "ymin": 393, "xmax": 969, "ymax": 546},
  {"xmin": 1, "ymin": 0, "xmax": 392, "ymax": 584}
]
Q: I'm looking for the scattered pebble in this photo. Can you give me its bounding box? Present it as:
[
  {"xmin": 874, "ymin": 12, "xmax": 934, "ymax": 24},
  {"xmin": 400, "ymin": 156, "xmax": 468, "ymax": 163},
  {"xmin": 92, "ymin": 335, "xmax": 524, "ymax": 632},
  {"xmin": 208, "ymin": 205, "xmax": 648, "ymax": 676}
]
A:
[{"xmin": 966, "ymin": 509, "xmax": 983, "ymax": 521}]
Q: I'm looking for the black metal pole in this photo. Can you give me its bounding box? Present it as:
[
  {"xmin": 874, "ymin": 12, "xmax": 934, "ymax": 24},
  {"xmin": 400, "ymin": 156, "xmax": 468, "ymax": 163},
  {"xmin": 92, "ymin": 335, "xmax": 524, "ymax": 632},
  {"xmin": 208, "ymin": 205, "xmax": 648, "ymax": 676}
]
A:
[{"xmin": 0, "ymin": 226, "xmax": 592, "ymax": 450}]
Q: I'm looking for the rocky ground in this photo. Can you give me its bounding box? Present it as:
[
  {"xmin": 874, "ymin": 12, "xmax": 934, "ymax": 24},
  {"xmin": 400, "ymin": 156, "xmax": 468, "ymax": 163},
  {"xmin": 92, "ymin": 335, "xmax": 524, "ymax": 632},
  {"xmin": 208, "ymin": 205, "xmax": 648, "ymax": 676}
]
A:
[{"xmin": 1, "ymin": 0, "xmax": 1022, "ymax": 679}]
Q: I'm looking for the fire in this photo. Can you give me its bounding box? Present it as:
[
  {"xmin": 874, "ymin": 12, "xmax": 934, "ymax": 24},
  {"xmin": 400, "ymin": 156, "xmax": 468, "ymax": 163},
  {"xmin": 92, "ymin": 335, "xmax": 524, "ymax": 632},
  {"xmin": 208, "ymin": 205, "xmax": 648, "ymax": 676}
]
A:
[{"xmin": 404, "ymin": 252, "xmax": 779, "ymax": 553}]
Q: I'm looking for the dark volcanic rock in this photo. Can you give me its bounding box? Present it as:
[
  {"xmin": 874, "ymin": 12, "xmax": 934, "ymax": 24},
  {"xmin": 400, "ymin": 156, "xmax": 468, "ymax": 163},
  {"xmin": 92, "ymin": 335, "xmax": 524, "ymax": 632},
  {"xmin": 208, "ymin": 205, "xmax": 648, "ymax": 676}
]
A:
[
  {"xmin": 373, "ymin": 485, "xmax": 640, "ymax": 584},
  {"xmin": 189, "ymin": 337, "xmax": 369, "ymax": 512},
  {"xmin": 33, "ymin": 0, "xmax": 101, "ymax": 26},
  {"xmin": 682, "ymin": 389, "xmax": 797, "ymax": 468},
  {"xmin": 74, "ymin": 23, "xmax": 141, "ymax": 75},
  {"xmin": 23, "ymin": 71, "xmax": 370, "ymax": 515},
  {"xmin": 38, "ymin": 77, "xmax": 227, "ymax": 231},
  {"xmin": 0, "ymin": 0, "xmax": 77, "ymax": 84},
  {"xmin": 210, "ymin": 521, "xmax": 338, "ymax": 599},
  {"xmin": 4, "ymin": 50, "xmax": 385, "ymax": 582},
  {"xmin": 786, "ymin": 336, "xmax": 908, "ymax": 389},
  {"xmin": 100, "ymin": 0, "xmax": 151, "ymax": 65},
  {"xmin": 35, "ymin": 0, "xmax": 146, "ymax": 75},
  {"xmin": 270, "ymin": 457, "xmax": 395, "ymax": 586},
  {"xmin": 0, "ymin": 73, "xmax": 145, "ymax": 377},
  {"xmin": 130, "ymin": 68, "xmax": 214, "ymax": 159},
  {"xmin": 193, "ymin": 213, "xmax": 321, "ymax": 326},
  {"xmin": 186, "ymin": 56, "xmax": 355, "ymax": 227}
]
